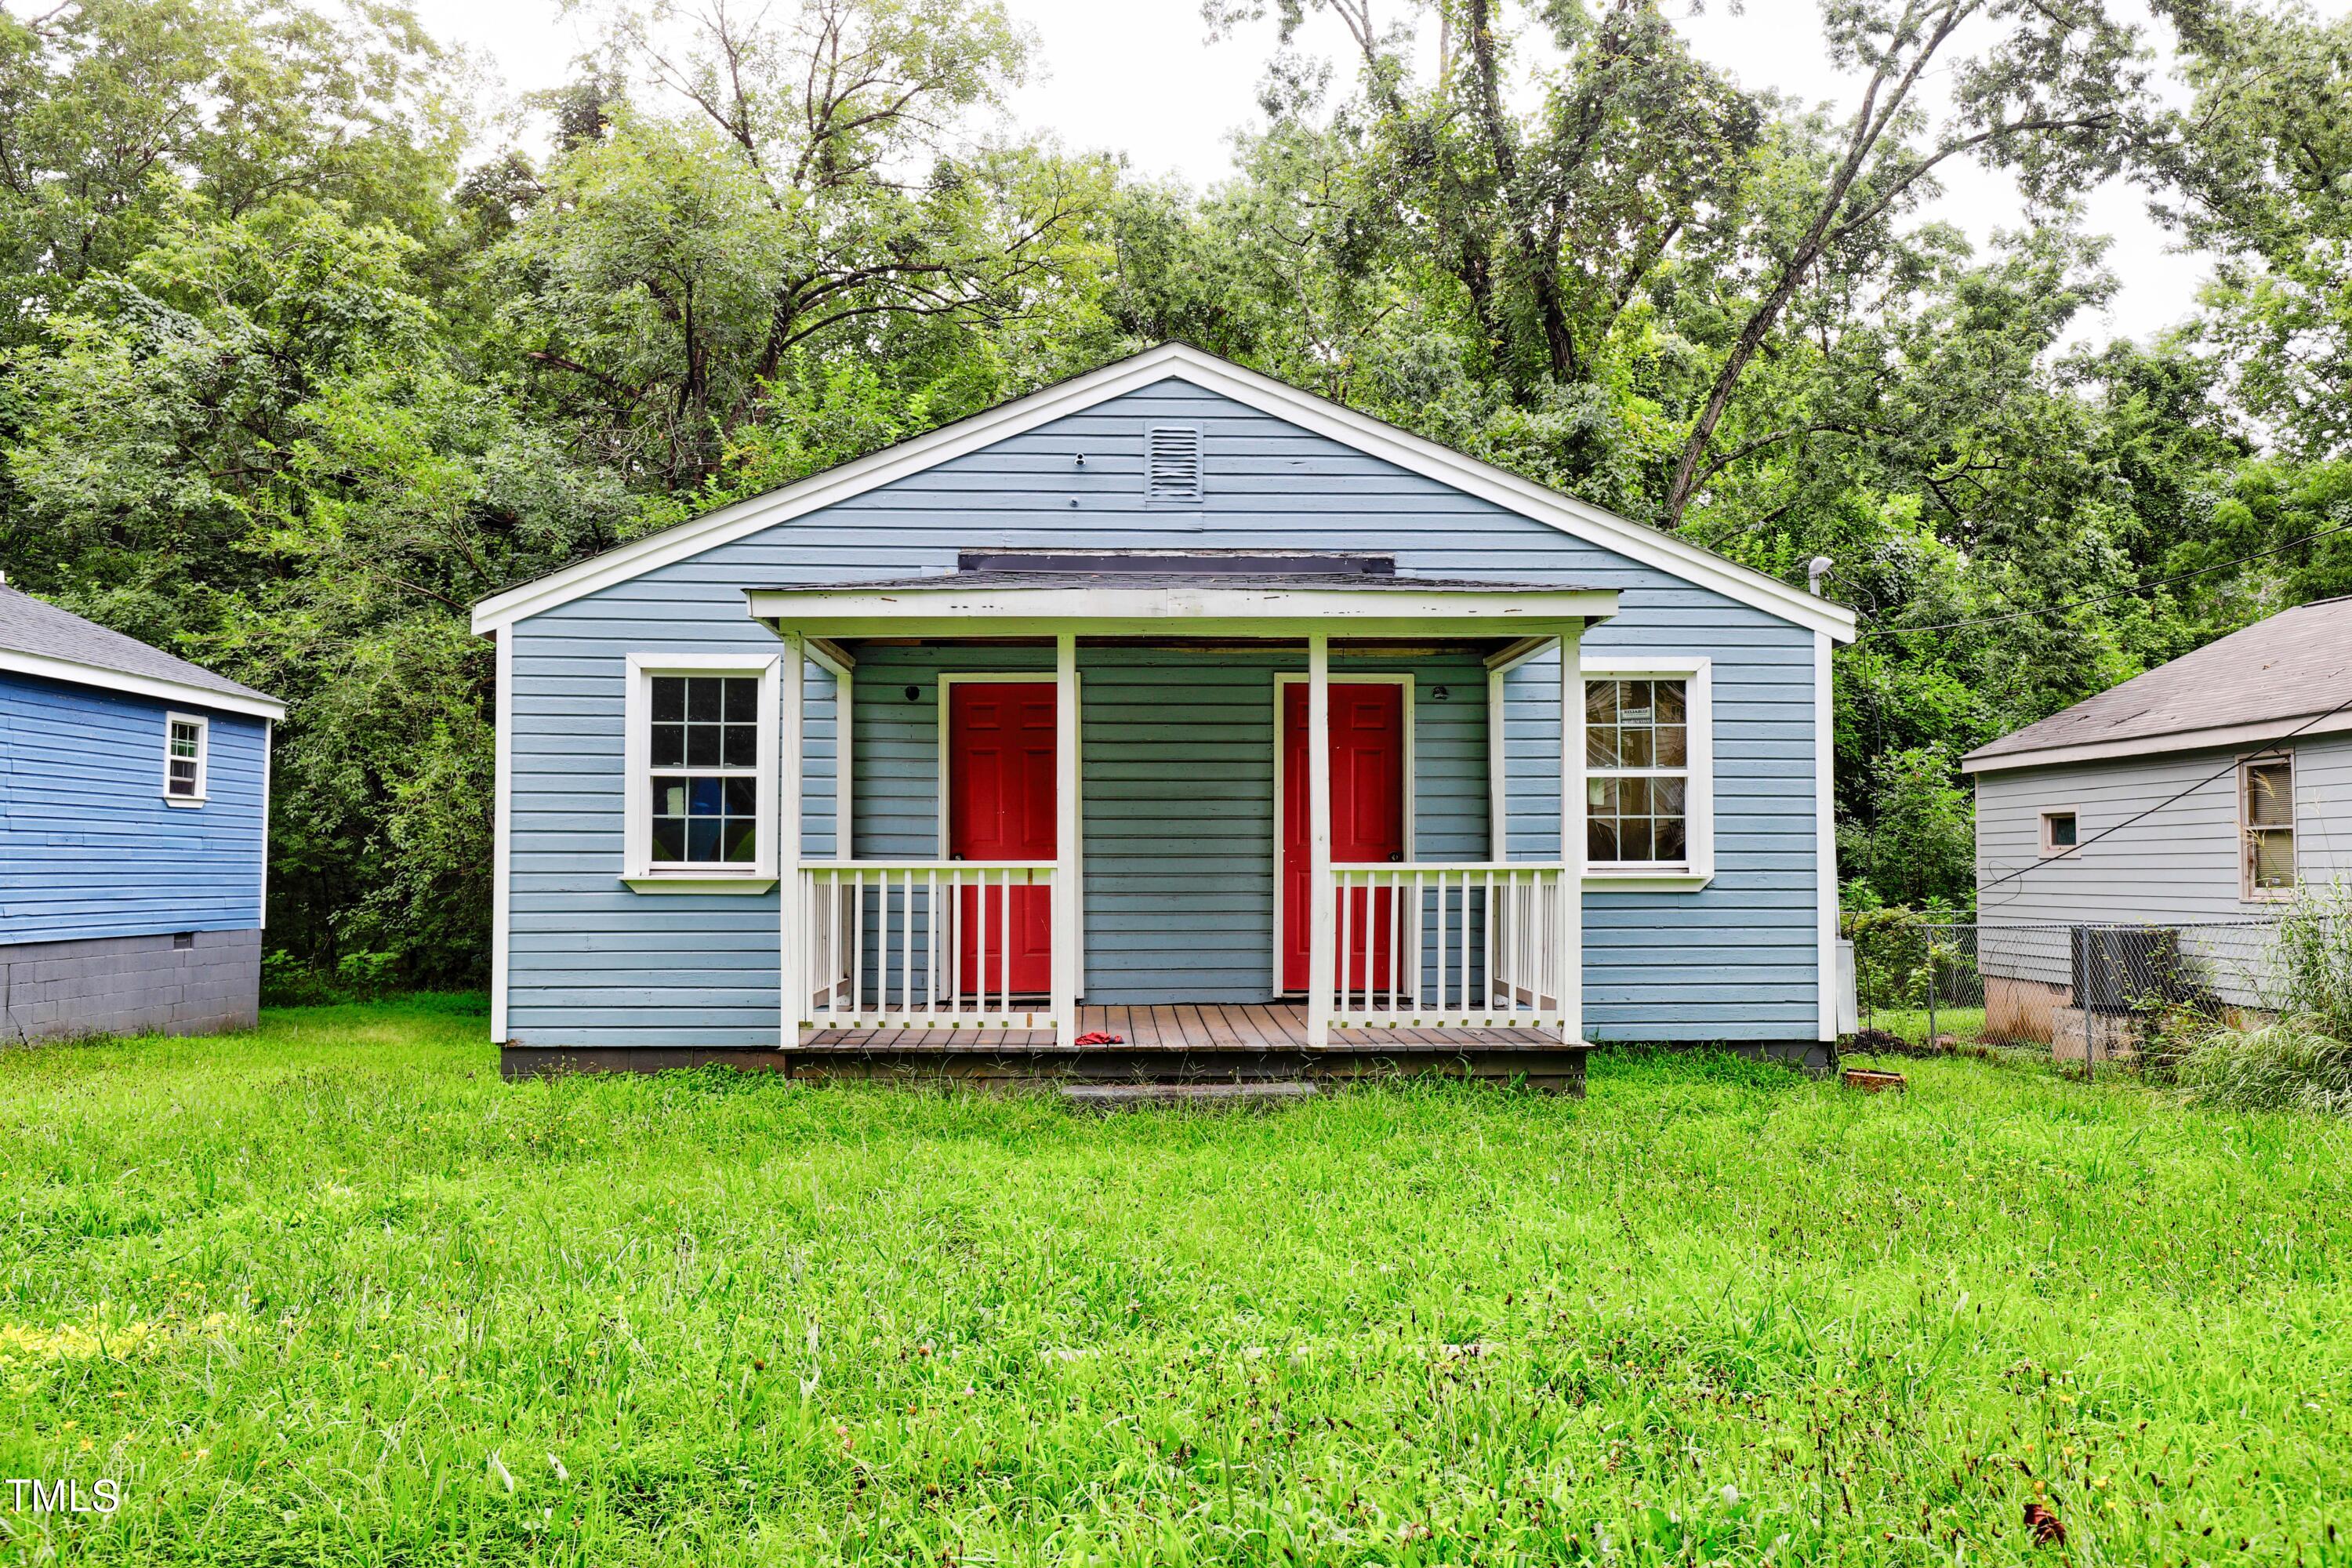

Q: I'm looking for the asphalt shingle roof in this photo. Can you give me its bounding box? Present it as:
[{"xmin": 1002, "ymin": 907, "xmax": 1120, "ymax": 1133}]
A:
[
  {"xmin": 1964, "ymin": 597, "xmax": 2352, "ymax": 768},
  {"xmin": 0, "ymin": 584, "xmax": 277, "ymax": 706}
]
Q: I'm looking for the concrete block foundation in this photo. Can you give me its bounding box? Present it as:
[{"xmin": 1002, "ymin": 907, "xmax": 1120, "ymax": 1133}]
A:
[{"xmin": 1, "ymin": 929, "xmax": 262, "ymax": 1044}]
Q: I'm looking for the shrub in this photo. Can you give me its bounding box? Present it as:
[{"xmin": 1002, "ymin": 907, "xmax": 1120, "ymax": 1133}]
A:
[{"xmin": 2175, "ymin": 1022, "xmax": 2352, "ymax": 1115}]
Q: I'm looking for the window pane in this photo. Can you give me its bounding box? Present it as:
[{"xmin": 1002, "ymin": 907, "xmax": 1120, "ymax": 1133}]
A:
[
  {"xmin": 1585, "ymin": 681, "xmax": 1617, "ymax": 724},
  {"xmin": 1621, "ymin": 681, "xmax": 1652, "ymax": 721},
  {"xmin": 1620, "ymin": 727, "xmax": 1653, "ymax": 768},
  {"xmin": 687, "ymin": 679, "xmax": 722, "ymax": 722},
  {"xmin": 1587, "ymin": 777, "xmax": 1616, "ymax": 813},
  {"xmin": 1654, "ymin": 682, "xmax": 1686, "ymax": 724},
  {"xmin": 687, "ymin": 818, "xmax": 722, "ymax": 860},
  {"xmin": 723, "ymin": 677, "xmax": 760, "ymax": 722},
  {"xmin": 2049, "ymin": 813, "xmax": 2077, "ymax": 848},
  {"xmin": 1586, "ymin": 726, "xmax": 1619, "ymax": 768},
  {"xmin": 2252, "ymin": 828, "xmax": 2295, "ymax": 889},
  {"xmin": 1618, "ymin": 818, "xmax": 1653, "ymax": 860},
  {"xmin": 1653, "ymin": 724, "xmax": 1686, "ymax": 767},
  {"xmin": 723, "ymin": 819, "xmax": 758, "ymax": 862},
  {"xmin": 652, "ymin": 724, "xmax": 685, "ymax": 768},
  {"xmin": 1621, "ymin": 776, "xmax": 1653, "ymax": 816},
  {"xmin": 1654, "ymin": 816, "xmax": 1686, "ymax": 862},
  {"xmin": 652, "ymin": 677, "xmax": 684, "ymax": 722},
  {"xmin": 2247, "ymin": 762, "xmax": 2293, "ymax": 827},
  {"xmin": 1587, "ymin": 819, "xmax": 1618, "ymax": 861},
  {"xmin": 685, "ymin": 724, "xmax": 721, "ymax": 768},
  {"xmin": 652, "ymin": 779, "xmax": 687, "ymax": 817},
  {"xmin": 724, "ymin": 778, "xmax": 759, "ymax": 815},
  {"xmin": 688, "ymin": 777, "xmax": 724, "ymax": 815},
  {"xmin": 1652, "ymin": 777, "xmax": 1685, "ymax": 815},
  {"xmin": 722, "ymin": 724, "xmax": 757, "ymax": 768},
  {"xmin": 651, "ymin": 816, "xmax": 686, "ymax": 862}
]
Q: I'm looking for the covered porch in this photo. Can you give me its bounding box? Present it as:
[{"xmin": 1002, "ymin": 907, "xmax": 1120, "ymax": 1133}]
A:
[{"xmin": 747, "ymin": 553, "xmax": 1618, "ymax": 1055}]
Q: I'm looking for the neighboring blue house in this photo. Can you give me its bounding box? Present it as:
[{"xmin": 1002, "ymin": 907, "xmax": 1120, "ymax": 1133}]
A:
[
  {"xmin": 0, "ymin": 581, "xmax": 283, "ymax": 1040},
  {"xmin": 473, "ymin": 344, "xmax": 1858, "ymax": 1089}
]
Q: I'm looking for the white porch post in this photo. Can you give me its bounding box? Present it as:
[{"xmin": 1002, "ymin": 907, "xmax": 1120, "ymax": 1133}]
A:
[
  {"xmin": 1054, "ymin": 632, "xmax": 1080, "ymax": 1045},
  {"xmin": 1307, "ymin": 633, "xmax": 1334, "ymax": 1048},
  {"xmin": 779, "ymin": 633, "xmax": 806, "ymax": 1049},
  {"xmin": 1557, "ymin": 624, "xmax": 1585, "ymax": 1044}
]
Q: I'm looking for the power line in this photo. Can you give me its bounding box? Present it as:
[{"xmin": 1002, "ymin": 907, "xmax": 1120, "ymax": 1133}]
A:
[
  {"xmin": 1978, "ymin": 690, "xmax": 2352, "ymax": 901},
  {"xmin": 1853, "ymin": 517, "xmax": 2352, "ymax": 641}
]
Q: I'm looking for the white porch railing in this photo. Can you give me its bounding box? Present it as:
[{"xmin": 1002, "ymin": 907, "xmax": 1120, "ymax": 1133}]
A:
[
  {"xmin": 801, "ymin": 862, "xmax": 1056, "ymax": 1029},
  {"xmin": 1327, "ymin": 864, "xmax": 1571, "ymax": 1030}
]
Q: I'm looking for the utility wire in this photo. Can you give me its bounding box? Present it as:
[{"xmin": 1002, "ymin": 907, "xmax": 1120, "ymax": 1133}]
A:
[
  {"xmin": 1852, "ymin": 517, "xmax": 2352, "ymax": 640},
  {"xmin": 1977, "ymin": 689, "xmax": 2352, "ymax": 900}
]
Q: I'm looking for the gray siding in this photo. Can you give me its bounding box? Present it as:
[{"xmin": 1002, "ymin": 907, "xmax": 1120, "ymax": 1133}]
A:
[
  {"xmin": 1973, "ymin": 735, "xmax": 2352, "ymax": 995},
  {"xmin": 503, "ymin": 376, "xmax": 1826, "ymax": 1046}
]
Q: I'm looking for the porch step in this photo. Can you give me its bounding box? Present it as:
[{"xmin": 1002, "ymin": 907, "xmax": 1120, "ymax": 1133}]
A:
[{"xmin": 1059, "ymin": 1080, "xmax": 1319, "ymax": 1109}]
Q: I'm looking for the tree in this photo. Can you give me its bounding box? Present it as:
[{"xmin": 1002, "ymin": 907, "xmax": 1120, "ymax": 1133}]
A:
[{"xmin": 493, "ymin": 0, "xmax": 1114, "ymax": 488}]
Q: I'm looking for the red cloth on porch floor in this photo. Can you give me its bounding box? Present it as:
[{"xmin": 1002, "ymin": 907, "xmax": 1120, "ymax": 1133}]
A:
[{"xmin": 1072, "ymin": 1030, "xmax": 1123, "ymax": 1046}]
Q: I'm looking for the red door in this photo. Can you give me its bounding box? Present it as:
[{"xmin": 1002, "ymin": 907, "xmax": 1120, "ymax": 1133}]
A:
[
  {"xmin": 1281, "ymin": 682, "xmax": 1406, "ymax": 993},
  {"xmin": 949, "ymin": 682, "xmax": 1056, "ymax": 996}
]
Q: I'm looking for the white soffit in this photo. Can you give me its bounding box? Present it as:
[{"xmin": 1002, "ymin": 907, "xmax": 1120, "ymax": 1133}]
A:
[{"xmin": 470, "ymin": 344, "xmax": 1858, "ymax": 643}]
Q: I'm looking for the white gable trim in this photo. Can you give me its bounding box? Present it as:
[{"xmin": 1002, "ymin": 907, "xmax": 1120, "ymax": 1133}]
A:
[
  {"xmin": 0, "ymin": 648, "xmax": 286, "ymax": 720},
  {"xmin": 470, "ymin": 343, "xmax": 1857, "ymax": 643}
]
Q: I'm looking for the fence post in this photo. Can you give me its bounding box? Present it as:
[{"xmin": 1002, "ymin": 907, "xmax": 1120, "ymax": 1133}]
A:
[{"xmin": 1926, "ymin": 925, "xmax": 1937, "ymax": 1050}]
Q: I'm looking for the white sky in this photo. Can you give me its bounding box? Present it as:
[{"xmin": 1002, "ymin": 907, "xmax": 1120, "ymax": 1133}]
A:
[{"xmin": 408, "ymin": 0, "xmax": 2322, "ymax": 344}]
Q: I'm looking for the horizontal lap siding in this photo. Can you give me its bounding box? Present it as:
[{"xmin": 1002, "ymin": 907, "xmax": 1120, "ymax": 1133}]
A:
[
  {"xmin": 1502, "ymin": 624, "xmax": 1821, "ymax": 1041},
  {"xmin": 851, "ymin": 645, "xmax": 1487, "ymax": 1004},
  {"xmin": 0, "ymin": 672, "xmax": 268, "ymax": 943},
  {"xmin": 1973, "ymin": 735, "xmax": 2352, "ymax": 990},
  {"xmin": 503, "ymin": 376, "xmax": 1824, "ymax": 1043}
]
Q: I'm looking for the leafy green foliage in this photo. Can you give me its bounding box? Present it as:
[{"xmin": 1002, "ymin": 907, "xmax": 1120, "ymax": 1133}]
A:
[{"xmin": 1, "ymin": 0, "xmax": 2349, "ymax": 970}]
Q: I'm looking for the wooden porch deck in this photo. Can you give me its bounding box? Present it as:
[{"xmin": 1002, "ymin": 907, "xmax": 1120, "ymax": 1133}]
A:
[{"xmin": 798, "ymin": 1002, "xmax": 1566, "ymax": 1051}]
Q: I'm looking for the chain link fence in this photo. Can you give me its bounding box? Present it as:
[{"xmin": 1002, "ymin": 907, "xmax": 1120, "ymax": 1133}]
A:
[{"xmin": 1843, "ymin": 913, "xmax": 2287, "ymax": 1073}]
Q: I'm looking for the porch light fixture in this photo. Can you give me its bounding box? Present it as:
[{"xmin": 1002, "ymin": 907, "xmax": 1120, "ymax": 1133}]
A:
[
  {"xmin": 1432, "ymin": 685, "xmax": 1450, "ymax": 701},
  {"xmin": 904, "ymin": 685, "xmax": 920, "ymax": 702}
]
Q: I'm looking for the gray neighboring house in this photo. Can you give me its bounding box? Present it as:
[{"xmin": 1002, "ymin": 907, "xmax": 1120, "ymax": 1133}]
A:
[
  {"xmin": 0, "ymin": 581, "xmax": 284, "ymax": 1042},
  {"xmin": 1962, "ymin": 597, "xmax": 2352, "ymax": 1041}
]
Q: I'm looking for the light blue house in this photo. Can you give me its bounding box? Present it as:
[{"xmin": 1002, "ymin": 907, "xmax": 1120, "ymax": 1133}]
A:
[
  {"xmin": 473, "ymin": 346, "xmax": 1857, "ymax": 1087},
  {"xmin": 0, "ymin": 581, "xmax": 283, "ymax": 1040}
]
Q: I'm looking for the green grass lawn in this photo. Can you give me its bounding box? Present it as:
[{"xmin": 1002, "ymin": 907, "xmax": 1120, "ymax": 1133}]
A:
[{"xmin": 4, "ymin": 1002, "xmax": 2350, "ymax": 1565}]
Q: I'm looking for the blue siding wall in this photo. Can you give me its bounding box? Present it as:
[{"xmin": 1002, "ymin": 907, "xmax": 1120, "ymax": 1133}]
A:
[
  {"xmin": 503, "ymin": 375, "xmax": 1824, "ymax": 1045},
  {"xmin": 0, "ymin": 672, "xmax": 269, "ymax": 942}
]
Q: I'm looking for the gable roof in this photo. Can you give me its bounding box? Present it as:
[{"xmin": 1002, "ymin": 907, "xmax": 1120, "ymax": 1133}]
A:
[
  {"xmin": 468, "ymin": 343, "xmax": 1857, "ymax": 642},
  {"xmin": 1962, "ymin": 597, "xmax": 2352, "ymax": 775},
  {"xmin": 0, "ymin": 583, "xmax": 285, "ymax": 720}
]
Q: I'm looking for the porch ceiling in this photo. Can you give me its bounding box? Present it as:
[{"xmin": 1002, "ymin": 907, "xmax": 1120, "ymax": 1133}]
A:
[{"xmin": 744, "ymin": 571, "xmax": 1617, "ymax": 641}]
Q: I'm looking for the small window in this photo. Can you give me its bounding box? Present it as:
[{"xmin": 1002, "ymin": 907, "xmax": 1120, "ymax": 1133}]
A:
[
  {"xmin": 2040, "ymin": 810, "xmax": 2078, "ymax": 857},
  {"xmin": 1145, "ymin": 426, "xmax": 1201, "ymax": 504},
  {"xmin": 162, "ymin": 713, "xmax": 208, "ymax": 805},
  {"xmin": 648, "ymin": 675, "xmax": 761, "ymax": 865},
  {"xmin": 2241, "ymin": 754, "xmax": 2296, "ymax": 898},
  {"xmin": 624, "ymin": 655, "xmax": 779, "ymax": 887},
  {"xmin": 1585, "ymin": 677, "xmax": 1690, "ymax": 864}
]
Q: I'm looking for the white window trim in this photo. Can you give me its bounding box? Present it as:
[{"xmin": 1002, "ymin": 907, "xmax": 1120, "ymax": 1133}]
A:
[
  {"xmin": 2038, "ymin": 807, "xmax": 2082, "ymax": 859},
  {"xmin": 1269, "ymin": 671, "xmax": 1417, "ymax": 992},
  {"xmin": 162, "ymin": 711, "xmax": 209, "ymax": 807},
  {"xmin": 1580, "ymin": 656, "xmax": 1713, "ymax": 891},
  {"xmin": 622, "ymin": 652, "xmax": 780, "ymax": 894},
  {"xmin": 2238, "ymin": 751, "xmax": 2296, "ymax": 903}
]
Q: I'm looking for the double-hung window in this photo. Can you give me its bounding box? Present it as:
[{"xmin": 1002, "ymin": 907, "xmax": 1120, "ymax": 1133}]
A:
[
  {"xmin": 1581, "ymin": 659, "xmax": 1713, "ymax": 884},
  {"xmin": 623, "ymin": 654, "xmax": 779, "ymax": 891},
  {"xmin": 162, "ymin": 713, "xmax": 208, "ymax": 806},
  {"xmin": 2241, "ymin": 753, "xmax": 2296, "ymax": 899}
]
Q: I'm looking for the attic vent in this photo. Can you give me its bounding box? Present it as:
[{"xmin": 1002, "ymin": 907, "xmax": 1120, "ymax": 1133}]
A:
[{"xmin": 1145, "ymin": 426, "xmax": 1201, "ymax": 504}]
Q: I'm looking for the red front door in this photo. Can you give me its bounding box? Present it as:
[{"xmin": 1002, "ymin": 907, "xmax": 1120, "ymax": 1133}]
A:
[
  {"xmin": 949, "ymin": 682, "xmax": 1056, "ymax": 996},
  {"xmin": 1281, "ymin": 682, "xmax": 1406, "ymax": 993}
]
